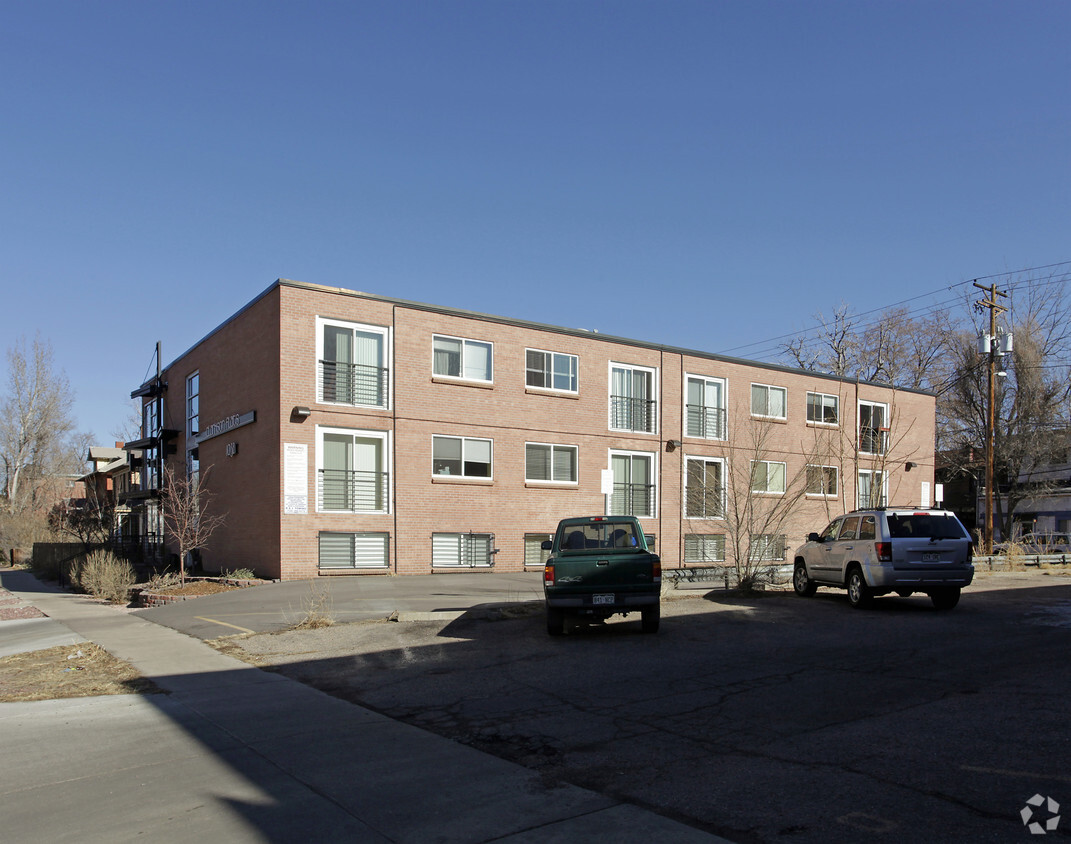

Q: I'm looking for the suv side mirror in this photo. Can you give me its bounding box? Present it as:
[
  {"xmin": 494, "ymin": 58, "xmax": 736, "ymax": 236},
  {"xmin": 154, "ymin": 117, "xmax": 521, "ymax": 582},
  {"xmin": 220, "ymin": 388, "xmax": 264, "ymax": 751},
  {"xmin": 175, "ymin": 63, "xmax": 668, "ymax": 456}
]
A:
[
  {"xmin": 808, "ymin": 532, "xmax": 822, "ymax": 543},
  {"xmin": 541, "ymin": 540, "xmax": 553, "ymax": 551}
]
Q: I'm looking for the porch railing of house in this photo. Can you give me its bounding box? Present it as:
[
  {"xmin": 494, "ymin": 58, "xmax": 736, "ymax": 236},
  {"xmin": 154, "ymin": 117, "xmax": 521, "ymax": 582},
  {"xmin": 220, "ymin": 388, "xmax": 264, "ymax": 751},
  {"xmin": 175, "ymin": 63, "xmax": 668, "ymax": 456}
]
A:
[
  {"xmin": 318, "ymin": 361, "xmax": 390, "ymax": 407},
  {"xmin": 318, "ymin": 469, "xmax": 390, "ymax": 512}
]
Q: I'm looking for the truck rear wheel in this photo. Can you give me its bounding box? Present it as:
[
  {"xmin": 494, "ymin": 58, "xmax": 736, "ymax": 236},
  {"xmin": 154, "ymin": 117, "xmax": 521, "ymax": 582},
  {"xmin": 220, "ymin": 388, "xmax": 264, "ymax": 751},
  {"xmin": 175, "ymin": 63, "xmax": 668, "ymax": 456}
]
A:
[
  {"xmin": 546, "ymin": 607, "xmax": 565, "ymax": 636},
  {"xmin": 641, "ymin": 604, "xmax": 660, "ymax": 634}
]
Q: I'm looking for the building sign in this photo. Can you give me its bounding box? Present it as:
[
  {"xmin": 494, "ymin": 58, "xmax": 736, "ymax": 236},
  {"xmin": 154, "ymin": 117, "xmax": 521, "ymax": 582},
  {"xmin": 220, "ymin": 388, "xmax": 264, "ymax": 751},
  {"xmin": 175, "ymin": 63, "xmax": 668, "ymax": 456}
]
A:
[
  {"xmin": 284, "ymin": 443, "xmax": 308, "ymax": 514},
  {"xmin": 196, "ymin": 410, "xmax": 256, "ymax": 444}
]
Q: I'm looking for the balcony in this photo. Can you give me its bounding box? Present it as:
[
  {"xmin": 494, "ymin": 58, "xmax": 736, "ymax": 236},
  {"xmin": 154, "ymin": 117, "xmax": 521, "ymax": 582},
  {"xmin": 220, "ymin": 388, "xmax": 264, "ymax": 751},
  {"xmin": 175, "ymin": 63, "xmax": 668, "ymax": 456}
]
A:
[
  {"xmin": 318, "ymin": 469, "xmax": 390, "ymax": 512},
  {"xmin": 686, "ymin": 405, "xmax": 727, "ymax": 439},
  {"xmin": 859, "ymin": 427, "xmax": 890, "ymax": 456},
  {"xmin": 319, "ymin": 360, "xmax": 390, "ymax": 407},
  {"xmin": 609, "ymin": 482, "xmax": 655, "ymax": 517},
  {"xmin": 610, "ymin": 396, "xmax": 656, "ymax": 433}
]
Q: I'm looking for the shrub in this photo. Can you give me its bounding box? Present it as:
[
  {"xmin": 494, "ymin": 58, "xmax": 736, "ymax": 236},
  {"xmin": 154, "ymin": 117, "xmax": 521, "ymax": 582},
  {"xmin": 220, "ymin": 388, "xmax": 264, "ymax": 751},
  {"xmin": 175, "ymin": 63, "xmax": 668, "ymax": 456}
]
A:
[
  {"xmin": 224, "ymin": 568, "xmax": 257, "ymax": 580},
  {"xmin": 76, "ymin": 550, "xmax": 136, "ymax": 604}
]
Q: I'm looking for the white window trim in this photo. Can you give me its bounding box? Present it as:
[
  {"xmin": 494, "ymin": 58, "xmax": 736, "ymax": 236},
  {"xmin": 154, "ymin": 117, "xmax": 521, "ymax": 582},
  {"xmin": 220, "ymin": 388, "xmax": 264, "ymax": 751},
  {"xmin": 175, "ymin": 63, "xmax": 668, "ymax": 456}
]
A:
[
  {"xmin": 315, "ymin": 316, "xmax": 392, "ymax": 409},
  {"xmin": 805, "ymin": 463, "xmax": 839, "ymax": 498},
  {"xmin": 684, "ymin": 373, "xmax": 728, "ymax": 441},
  {"xmin": 858, "ymin": 399, "xmax": 890, "ymax": 455},
  {"xmin": 525, "ymin": 348, "xmax": 579, "ymax": 394},
  {"xmin": 751, "ymin": 459, "xmax": 787, "ymax": 495},
  {"xmin": 683, "ymin": 454, "xmax": 726, "ymax": 520},
  {"xmin": 432, "ymin": 434, "xmax": 494, "ymax": 480},
  {"xmin": 806, "ymin": 391, "xmax": 840, "ymax": 427},
  {"xmin": 315, "ymin": 425, "xmax": 392, "ymax": 514},
  {"xmin": 432, "ymin": 333, "xmax": 494, "ymax": 384},
  {"xmin": 524, "ymin": 441, "xmax": 579, "ymax": 485},
  {"xmin": 608, "ymin": 361, "xmax": 659, "ymax": 435},
  {"xmin": 607, "ymin": 448, "xmax": 658, "ymax": 517},
  {"xmin": 857, "ymin": 468, "xmax": 889, "ymax": 509},
  {"xmin": 751, "ymin": 383, "xmax": 788, "ymax": 420}
]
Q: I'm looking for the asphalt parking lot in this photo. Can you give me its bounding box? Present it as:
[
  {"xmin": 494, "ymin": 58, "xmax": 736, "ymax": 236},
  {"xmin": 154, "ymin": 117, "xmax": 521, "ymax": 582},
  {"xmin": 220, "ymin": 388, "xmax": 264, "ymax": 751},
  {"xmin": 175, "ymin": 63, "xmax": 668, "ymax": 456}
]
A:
[{"xmin": 214, "ymin": 571, "xmax": 1071, "ymax": 843}]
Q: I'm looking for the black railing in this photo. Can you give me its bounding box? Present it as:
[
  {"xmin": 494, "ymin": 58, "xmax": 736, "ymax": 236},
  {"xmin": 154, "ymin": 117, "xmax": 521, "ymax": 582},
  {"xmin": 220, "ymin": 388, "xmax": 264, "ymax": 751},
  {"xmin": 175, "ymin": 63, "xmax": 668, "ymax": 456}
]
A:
[
  {"xmin": 610, "ymin": 482, "xmax": 655, "ymax": 517},
  {"xmin": 685, "ymin": 485, "xmax": 724, "ymax": 518},
  {"xmin": 319, "ymin": 360, "xmax": 390, "ymax": 407},
  {"xmin": 610, "ymin": 395, "xmax": 656, "ymax": 433},
  {"xmin": 686, "ymin": 405, "xmax": 726, "ymax": 439},
  {"xmin": 859, "ymin": 427, "xmax": 889, "ymax": 455},
  {"xmin": 318, "ymin": 469, "xmax": 390, "ymax": 512}
]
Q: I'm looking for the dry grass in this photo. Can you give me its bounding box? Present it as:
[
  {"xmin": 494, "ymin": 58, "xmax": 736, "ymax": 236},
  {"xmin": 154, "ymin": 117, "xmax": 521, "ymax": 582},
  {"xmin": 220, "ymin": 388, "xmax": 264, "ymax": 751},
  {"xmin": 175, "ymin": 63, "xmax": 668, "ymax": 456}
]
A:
[
  {"xmin": 0, "ymin": 643, "xmax": 161, "ymax": 702},
  {"xmin": 287, "ymin": 581, "xmax": 335, "ymax": 630}
]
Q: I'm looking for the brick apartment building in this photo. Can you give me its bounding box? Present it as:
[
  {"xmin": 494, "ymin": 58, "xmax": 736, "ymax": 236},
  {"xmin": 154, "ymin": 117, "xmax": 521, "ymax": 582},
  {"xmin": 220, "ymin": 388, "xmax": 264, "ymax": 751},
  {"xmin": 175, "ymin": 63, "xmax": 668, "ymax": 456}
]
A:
[{"xmin": 122, "ymin": 279, "xmax": 937, "ymax": 580}]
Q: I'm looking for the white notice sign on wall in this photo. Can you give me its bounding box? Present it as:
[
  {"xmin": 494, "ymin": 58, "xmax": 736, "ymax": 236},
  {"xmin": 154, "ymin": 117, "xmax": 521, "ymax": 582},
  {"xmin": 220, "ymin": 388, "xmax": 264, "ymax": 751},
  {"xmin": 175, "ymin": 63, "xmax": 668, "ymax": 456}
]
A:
[{"xmin": 284, "ymin": 443, "xmax": 308, "ymax": 514}]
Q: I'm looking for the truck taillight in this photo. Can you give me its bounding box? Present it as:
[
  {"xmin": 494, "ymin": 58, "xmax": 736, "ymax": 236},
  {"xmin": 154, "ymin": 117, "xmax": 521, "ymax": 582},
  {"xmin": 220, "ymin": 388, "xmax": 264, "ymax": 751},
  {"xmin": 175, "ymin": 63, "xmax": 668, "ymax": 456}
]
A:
[
  {"xmin": 544, "ymin": 565, "xmax": 554, "ymax": 586},
  {"xmin": 653, "ymin": 559, "xmax": 661, "ymax": 583},
  {"xmin": 876, "ymin": 542, "xmax": 892, "ymax": 562}
]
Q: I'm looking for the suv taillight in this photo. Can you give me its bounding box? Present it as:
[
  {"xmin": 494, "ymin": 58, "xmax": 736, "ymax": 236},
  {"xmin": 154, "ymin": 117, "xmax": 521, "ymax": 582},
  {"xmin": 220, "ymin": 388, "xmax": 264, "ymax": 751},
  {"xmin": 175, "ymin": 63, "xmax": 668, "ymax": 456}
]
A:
[
  {"xmin": 876, "ymin": 542, "xmax": 892, "ymax": 562},
  {"xmin": 544, "ymin": 564, "xmax": 555, "ymax": 586},
  {"xmin": 967, "ymin": 542, "xmax": 974, "ymax": 564},
  {"xmin": 652, "ymin": 559, "xmax": 661, "ymax": 583}
]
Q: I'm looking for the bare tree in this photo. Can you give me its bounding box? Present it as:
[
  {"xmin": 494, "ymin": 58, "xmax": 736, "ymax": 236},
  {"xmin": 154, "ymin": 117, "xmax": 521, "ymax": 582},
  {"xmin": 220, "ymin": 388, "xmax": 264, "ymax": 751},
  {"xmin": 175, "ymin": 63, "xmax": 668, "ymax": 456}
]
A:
[
  {"xmin": 783, "ymin": 304, "xmax": 857, "ymax": 377},
  {"xmin": 161, "ymin": 464, "xmax": 226, "ymax": 584},
  {"xmin": 0, "ymin": 335, "xmax": 79, "ymax": 515},
  {"xmin": 48, "ymin": 483, "xmax": 115, "ymax": 551},
  {"xmin": 718, "ymin": 412, "xmax": 810, "ymax": 591}
]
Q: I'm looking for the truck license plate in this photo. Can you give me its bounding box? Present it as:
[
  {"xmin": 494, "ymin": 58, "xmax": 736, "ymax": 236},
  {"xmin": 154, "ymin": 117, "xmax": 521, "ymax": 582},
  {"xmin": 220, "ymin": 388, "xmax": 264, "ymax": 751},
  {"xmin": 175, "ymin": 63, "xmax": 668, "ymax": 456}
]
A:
[
  {"xmin": 922, "ymin": 553, "xmax": 940, "ymax": 562},
  {"xmin": 592, "ymin": 594, "xmax": 615, "ymax": 605}
]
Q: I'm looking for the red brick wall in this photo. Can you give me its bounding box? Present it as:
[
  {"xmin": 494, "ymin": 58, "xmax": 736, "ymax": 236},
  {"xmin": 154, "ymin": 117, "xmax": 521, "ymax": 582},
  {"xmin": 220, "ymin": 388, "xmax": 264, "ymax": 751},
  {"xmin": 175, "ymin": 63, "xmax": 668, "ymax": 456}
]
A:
[{"xmin": 159, "ymin": 281, "xmax": 938, "ymax": 579}]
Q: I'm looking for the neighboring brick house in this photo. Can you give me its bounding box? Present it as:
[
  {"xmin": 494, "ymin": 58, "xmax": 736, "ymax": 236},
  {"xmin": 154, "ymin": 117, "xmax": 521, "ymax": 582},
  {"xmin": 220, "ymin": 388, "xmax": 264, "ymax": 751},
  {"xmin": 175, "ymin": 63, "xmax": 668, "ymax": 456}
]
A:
[{"xmin": 122, "ymin": 279, "xmax": 938, "ymax": 580}]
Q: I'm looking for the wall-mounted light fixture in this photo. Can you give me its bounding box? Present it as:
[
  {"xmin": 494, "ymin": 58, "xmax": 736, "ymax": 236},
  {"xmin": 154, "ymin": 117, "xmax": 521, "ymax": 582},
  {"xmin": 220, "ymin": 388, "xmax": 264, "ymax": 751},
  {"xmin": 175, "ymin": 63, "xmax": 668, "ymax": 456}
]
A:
[
  {"xmin": 905, "ymin": 461, "xmax": 917, "ymax": 472},
  {"xmin": 291, "ymin": 406, "xmax": 312, "ymax": 421},
  {"xmin": 666, "ymin": 440, "xmax": 682, "ymax": 452}
]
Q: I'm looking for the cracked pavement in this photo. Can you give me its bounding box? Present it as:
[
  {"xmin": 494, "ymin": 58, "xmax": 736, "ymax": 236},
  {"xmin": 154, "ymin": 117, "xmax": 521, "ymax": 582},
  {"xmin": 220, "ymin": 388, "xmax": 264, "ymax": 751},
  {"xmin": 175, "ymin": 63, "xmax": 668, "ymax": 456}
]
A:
[{"xmin": 219, "ymin": 572, "xmax": 1071, "ymax": 842}]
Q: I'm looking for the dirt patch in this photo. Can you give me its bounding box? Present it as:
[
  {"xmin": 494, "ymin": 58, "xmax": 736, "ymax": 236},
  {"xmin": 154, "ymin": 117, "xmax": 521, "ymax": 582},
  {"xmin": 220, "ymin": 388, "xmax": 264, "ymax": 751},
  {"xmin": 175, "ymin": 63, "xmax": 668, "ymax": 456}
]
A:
[
  {"xmin": 0, "ymin": 643, "xmax": 162, "ymax": 702},
  {"xmin": 158, "ymin": 581, "xmax": 239, "ymax": 597}
]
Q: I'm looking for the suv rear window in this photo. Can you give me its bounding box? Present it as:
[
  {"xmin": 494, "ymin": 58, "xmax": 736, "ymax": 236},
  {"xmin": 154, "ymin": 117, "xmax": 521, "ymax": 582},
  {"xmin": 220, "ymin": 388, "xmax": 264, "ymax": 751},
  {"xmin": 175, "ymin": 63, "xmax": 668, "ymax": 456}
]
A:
[
  {"xmin": 886, "ymin": 513, "xmax": 967, "ymax": 540},
  {"xmin": 559, "ymin": 521, "xmax": 642, "ymax": 552}
]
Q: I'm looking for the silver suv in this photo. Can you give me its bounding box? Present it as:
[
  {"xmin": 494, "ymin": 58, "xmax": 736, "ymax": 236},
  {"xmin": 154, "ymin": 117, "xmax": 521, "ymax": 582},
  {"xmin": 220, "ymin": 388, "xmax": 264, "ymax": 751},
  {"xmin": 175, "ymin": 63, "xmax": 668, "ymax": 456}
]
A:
[{"xmin": 793, "ymin": 508, "xmax": 974, "ymax": 610}]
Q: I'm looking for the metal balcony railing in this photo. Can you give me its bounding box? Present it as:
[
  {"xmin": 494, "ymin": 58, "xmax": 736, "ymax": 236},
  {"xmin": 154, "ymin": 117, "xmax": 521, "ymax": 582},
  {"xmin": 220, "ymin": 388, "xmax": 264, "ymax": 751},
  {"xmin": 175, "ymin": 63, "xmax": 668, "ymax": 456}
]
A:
[
  {"xmin": 859, "ymin": 427, "xmax": 889, "ymax": 455},
  {"xmin": 318, "ymin": 469, "xmax": 390, "ymax": 512},
  {"xmin": 686, "ymin": 405, "xmax": 727, "ymax": 439},
  {"xmin": 609, "ymin": 482, "xmax": 655, "ymax": 517},
  {"xmin": 610, "ymin": 395, "xmax": 656, "ymax": 433},
  {"xmin": 319, "ymin": 361, "xmax": 390, "ymax": 407}
]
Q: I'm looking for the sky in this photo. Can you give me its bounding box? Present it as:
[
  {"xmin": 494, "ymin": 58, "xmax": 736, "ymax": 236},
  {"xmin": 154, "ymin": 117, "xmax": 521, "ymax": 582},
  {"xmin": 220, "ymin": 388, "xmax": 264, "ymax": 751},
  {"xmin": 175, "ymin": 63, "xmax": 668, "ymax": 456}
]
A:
[{"xmin": 2, "ymin": 1, "xmax": 1068, "ymax": 447}]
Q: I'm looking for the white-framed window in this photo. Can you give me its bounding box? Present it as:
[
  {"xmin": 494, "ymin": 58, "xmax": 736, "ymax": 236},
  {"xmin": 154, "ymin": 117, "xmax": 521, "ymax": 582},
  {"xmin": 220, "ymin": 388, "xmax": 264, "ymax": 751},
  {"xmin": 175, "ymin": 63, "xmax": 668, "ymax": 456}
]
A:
[
  {"xmin": 806, "ymin": 392, "xmax": 839, "ymax": 426},
  {"xmin": 751, "ymin": 383, "xmax": 787, "ymax": 419},
  {"xmin": 858, "ymin": 469, "xmax": 888, "ymax": 508},
  {"xmin": 751, "ymin": 460, "xmax": 787, "ymax": 494},
  {"xmin": 319, "ymin": 532, "xmax": 390, "ymax": 570},
  {"xmin": 686, "ymin": 375, "xmax": 727, "ymax": 439},
  {"xmin": 526, "ymin": 349, "xmax": 578, "ymax": 393},
  {"xmin": 433, "ymin": 334, "xmax": 493, "ymax": 382},
  {"xmin": 185, "ymin": 372, "xmax": 199, "ymax": 438},
  {"xmin": 859, "ymin": 400, "xmax": 889, "ymax": 455},
  {"xmin": 524, "ymin": 533, "xmax": 553, "ymax": 567},
  {"xmin": 609, "ymin": 363, "xmax": 657, "ymax": 433},
  {"xmin": 433, "ymin": 532, "xmax": 495, "ymax": 568},
  {"xmin": 685, "ymin": 457, "xmax": 725, "ymax": 518},
  {"xmin": 685, "ymin": 533, "xmax": 726, "ymax": 564},
  {"xmin": 317, "ymin": 427, "xmax": 390, "ymax": 513},
  {"xmin": 317, "ymin": 317, "xmax": 390, "ymax": 407},
  {"xmin": 525, "ymin": 443, "xmax": 578, "ymax": 484},
  {"xmin": 750, "ymin": 534, "xmax": 787, "ymax": 561},
  {"xmin": 608, "ymin": 450, "xmax": 655, "ymax": 517},
  {"xmin": 806, "ymin": 464, "xmax": 838, "ymax": 497},
  {"xmin": 433, "ymin": 435, "xmax": 492, "ymax": 479}
]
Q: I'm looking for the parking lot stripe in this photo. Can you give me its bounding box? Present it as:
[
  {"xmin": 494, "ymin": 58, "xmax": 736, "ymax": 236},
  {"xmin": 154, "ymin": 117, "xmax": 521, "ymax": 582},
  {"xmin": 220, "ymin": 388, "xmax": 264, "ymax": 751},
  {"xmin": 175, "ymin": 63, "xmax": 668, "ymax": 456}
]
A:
[{"xmin": 193, "ymin": 616, "xmax": 256, "ymax": 634}]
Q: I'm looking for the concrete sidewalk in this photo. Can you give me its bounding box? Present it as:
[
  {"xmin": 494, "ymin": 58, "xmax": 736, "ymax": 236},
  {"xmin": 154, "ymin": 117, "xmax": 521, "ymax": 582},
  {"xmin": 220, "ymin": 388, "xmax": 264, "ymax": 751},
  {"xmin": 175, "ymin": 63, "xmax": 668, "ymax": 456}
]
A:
[{"xmin": 0, "ymin": 569, "xmax": 724, "ymax": 843}]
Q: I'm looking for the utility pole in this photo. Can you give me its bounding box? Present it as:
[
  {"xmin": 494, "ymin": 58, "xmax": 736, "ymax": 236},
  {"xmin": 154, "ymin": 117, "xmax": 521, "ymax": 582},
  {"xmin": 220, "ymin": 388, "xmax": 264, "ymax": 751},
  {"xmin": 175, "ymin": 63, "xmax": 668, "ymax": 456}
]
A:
[{"xmin": 974, "ymin": 281, "xmax": 1008, "ymax": 552}]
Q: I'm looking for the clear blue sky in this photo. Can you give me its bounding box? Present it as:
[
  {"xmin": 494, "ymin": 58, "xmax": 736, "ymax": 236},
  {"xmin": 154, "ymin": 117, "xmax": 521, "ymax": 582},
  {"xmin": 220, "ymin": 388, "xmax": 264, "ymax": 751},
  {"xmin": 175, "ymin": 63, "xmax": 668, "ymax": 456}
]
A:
[{"xmin": 2, "ymin": 1, "xmax": 1068, "ymax": 446}]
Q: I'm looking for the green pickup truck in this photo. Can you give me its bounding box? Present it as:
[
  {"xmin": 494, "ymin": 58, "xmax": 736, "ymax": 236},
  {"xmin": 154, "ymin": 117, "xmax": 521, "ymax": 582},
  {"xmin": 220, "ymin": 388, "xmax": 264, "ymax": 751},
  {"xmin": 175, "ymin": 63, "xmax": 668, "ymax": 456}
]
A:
[{"xmin": 541, "ymin": 515, "xmax": 662, "ymax": 635}]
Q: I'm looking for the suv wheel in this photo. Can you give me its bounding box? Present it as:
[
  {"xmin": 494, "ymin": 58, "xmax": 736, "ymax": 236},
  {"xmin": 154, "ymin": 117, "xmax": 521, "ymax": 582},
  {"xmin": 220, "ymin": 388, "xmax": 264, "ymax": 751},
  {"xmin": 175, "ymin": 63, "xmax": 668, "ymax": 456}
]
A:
[
  {"xmin": 929, "ymin": 587, "xmax": 961, "ymax": 611},
  {"xmin": 846, "ymin": 567, "xmax": 872, "ymax": 609},
  {"xmin": 793, "ymin": 562, "xmax": 817, "ymax": 597}
]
